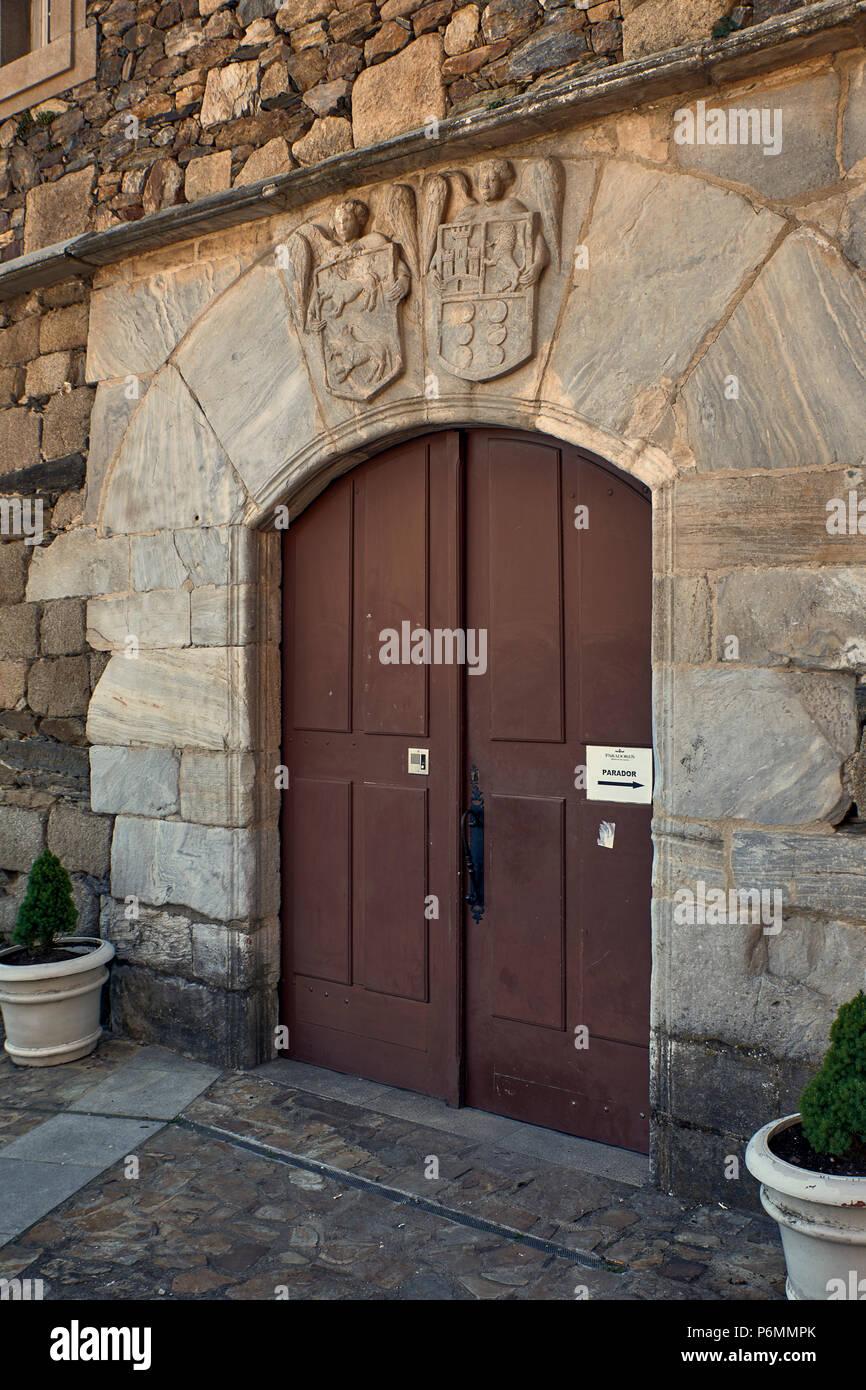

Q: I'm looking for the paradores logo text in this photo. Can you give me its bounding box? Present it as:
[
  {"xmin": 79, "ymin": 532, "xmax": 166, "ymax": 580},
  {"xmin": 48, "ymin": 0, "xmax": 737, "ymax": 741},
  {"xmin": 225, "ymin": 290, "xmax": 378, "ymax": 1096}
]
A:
[{"xmin": 50, "ymin": 1320, "xmax": 152, "ymax": 1371}]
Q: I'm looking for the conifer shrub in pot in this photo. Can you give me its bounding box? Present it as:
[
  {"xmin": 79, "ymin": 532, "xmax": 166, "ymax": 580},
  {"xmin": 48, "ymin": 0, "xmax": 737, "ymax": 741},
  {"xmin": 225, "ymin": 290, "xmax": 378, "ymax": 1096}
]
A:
[
  {"xmin": 746, "ymin": 992, "xmax": 866, "ymax": 1300},
  {"xmin": 0, "ymin": 850, "xmax": 114, "ymax": 1067}
]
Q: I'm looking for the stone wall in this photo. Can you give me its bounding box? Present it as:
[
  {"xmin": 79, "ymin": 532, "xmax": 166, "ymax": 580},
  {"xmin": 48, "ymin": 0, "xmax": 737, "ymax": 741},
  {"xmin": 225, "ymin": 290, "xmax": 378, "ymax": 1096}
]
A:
[
  {"xmin": 0, "ymin": 275, "xmax": 112, "ymax": 989},
  {"xmin": 1, "ymin": 2, "xmax": 866, "ymax": 1207},
  {"xmin": 0, "ymin": 0, "xmax": 813, "ymax": 262}
]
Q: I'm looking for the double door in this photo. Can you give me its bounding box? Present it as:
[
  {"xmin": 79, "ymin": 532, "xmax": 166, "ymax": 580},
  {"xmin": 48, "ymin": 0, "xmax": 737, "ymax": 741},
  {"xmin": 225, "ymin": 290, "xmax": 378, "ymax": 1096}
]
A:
[{"xmin": 281, "ymin": 428, "xmax": 652, "ymax": 1151}]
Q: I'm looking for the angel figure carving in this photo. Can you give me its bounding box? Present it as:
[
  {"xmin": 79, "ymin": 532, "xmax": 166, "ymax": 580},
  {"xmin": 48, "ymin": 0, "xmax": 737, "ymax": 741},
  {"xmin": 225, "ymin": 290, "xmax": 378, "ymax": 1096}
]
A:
[
  {"xmin": 285, "ymin": 198, "xmax": 412, "ymax": 402},
  {"xmin": 423, "ymin": 157, "xmax": 563, "ymax": 382}
]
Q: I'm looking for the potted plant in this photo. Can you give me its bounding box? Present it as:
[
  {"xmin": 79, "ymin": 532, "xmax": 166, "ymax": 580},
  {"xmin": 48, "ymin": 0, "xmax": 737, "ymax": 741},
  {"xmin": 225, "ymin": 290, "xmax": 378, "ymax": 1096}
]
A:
[
  {"xmin": 746, "ymin": 991, "xmax": 866, "ymax": 1300},
  {"xmin": 0, "ymin": 849, "xmax": 114, "ymax": 1067}
]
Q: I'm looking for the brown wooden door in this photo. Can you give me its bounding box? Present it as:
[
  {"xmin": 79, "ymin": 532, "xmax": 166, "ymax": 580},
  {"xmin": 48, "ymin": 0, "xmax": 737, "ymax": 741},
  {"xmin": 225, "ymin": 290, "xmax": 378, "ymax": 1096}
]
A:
[
  {"xmin": 281, "ymin": 432, "xmax": 462, "ymax": 1101},
  {"xmin": 463, "ymin": 430, "xmax": 652, "ymax": 1153},
  {"xmin": 281, "ymin": 428, "xmax": 652, "ymax": 1149}
]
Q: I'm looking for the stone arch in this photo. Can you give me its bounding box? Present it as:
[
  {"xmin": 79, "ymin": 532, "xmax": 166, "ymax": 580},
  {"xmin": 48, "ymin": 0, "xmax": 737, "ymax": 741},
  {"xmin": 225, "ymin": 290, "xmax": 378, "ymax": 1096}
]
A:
[{"xmin": 67, "ymin": 145, "xmax": 866, "ymax": 1090}]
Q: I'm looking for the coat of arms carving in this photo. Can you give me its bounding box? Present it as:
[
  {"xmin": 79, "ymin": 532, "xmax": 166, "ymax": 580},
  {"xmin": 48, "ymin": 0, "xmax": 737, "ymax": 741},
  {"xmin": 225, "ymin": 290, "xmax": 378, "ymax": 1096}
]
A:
[
  {"xmin": 422, "ymin": 158, "xmax": 563, "ymax": 382},
  {"xmin": 286, "ymin": 197, "xmax": 413, "ymax": 402}
]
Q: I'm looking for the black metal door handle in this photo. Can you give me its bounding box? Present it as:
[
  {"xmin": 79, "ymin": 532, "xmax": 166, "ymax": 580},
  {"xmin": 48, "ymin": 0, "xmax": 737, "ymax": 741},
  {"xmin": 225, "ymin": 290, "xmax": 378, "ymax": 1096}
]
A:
[{"xmin": 461, "ymin": 766, "xmax": 484, "ymax": 922}]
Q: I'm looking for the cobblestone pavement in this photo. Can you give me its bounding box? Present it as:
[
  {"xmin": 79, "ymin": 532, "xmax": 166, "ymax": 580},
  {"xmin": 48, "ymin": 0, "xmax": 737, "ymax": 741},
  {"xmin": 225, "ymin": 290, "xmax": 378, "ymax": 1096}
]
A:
[{"xmin": 0, "ymin": 1041, "xmax": 787, "ymax": 1301}]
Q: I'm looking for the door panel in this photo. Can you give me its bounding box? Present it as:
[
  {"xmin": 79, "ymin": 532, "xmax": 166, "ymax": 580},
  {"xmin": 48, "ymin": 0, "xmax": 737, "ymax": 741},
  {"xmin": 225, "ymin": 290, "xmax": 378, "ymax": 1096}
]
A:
[
  {"xmin": 282, "ymin": 433, "xmax": 461, "ymax": 1100},
  {"xmin": 463, "ymin": 429, "xmax": 652, "ymax": 1153},
  {"xmin": 282, "ymin": 427, "xmax": 651, "ymax": 1148}
]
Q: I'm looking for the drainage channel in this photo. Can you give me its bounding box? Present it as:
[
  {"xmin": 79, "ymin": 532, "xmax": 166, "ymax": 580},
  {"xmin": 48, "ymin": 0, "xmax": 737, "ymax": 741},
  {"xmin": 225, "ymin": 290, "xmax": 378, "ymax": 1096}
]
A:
[{"xmin": 176, "ymin": 1116, "xmax": 625, "ymax": 1274}]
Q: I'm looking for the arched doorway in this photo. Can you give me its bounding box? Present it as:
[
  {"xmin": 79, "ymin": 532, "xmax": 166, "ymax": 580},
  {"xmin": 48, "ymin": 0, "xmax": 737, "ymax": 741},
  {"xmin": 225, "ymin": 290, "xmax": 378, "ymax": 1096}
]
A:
[{"xmin": 280, "ymin": 427, "xmax": 652, "ymax": 1152}]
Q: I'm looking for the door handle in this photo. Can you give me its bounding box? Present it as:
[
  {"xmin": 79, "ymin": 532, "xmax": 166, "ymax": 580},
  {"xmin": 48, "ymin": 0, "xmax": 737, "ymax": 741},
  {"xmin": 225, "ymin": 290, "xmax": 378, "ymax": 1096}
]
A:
[{"xmin": 461, "ymin": 765, "xmax": 484, "ymax": 923}]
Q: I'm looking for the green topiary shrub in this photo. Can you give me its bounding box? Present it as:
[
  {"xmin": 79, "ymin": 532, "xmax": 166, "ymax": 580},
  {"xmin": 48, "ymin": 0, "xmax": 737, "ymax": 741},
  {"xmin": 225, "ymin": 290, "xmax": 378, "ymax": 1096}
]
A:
[
  {"xmin": 12, "ymin": 849, "xmax": 78, "ymax": 959},
  {"xmin": 799, "ymin": 991, "xmax": 866, "ymax": 1157}
]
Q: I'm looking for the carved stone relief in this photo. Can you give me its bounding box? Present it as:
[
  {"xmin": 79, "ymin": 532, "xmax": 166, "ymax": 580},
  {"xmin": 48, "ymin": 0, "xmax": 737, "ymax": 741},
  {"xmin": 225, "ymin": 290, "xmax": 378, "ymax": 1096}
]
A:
[
  {"xmin": 423, "ymin": 158, "xmax": 563, "ymax": 382},
  {"xmin": 285, "ymin": 157, "xmax": 564, "ymax": 400},
  {"xmin": 286, "ymin": 197, "xmax": 412, "ymax": 403}
]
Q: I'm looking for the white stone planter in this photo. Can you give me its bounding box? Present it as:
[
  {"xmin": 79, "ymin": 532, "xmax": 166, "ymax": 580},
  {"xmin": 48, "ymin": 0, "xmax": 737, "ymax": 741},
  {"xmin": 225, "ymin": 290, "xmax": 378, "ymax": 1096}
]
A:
[
  {"xmin": 746, "ymin": 1114, "xmax": 866, "ymax": 1301},
  {"xmin": 0, "ymin": 938, "xmax": 115, "ymax": 1067}
]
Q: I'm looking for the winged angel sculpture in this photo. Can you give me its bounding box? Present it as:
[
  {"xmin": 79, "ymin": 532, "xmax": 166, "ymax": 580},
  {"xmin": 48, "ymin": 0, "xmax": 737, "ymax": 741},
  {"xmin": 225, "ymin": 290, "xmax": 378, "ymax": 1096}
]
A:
[{"xmin": 283, "ymin": 158, "xmax": 563, "ymax": 400}]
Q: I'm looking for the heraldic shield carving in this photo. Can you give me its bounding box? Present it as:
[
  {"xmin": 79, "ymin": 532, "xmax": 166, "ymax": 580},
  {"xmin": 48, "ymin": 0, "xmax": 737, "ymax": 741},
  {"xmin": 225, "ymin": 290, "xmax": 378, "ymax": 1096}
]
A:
[
  {"xmin": 424, "ymin": 158, "xmax": 563, "ymax": 383},
  {"xmin": 283, "ymin": 160, "xmax": 563, "ymax": 399},
  {"xmin": 285, "ymin": 198, "xmax": 412, "ymax": 403}
]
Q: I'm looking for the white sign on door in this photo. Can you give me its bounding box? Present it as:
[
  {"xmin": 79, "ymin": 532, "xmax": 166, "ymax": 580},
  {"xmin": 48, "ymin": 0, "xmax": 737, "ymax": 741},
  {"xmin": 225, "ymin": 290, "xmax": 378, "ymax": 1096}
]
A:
[{"xmin": 586, "ymin": 746, "xmax": 653, "ymax": 805}]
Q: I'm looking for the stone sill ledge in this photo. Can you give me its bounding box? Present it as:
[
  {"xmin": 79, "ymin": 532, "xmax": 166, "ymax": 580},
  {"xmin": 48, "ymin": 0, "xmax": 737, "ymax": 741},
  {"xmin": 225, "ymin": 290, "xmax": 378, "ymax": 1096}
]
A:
[{"xmin": 0, "ymin": 0, "xmax": 863, "ymax": 302}]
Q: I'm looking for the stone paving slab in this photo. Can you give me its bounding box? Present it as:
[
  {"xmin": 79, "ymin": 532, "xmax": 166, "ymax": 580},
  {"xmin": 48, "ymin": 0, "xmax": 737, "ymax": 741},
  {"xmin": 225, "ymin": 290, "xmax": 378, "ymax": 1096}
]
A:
[
  {"xmin": 0, "ymin": 1158, "xmax": 105, "ymax": 1237},
  {"xmin": 0, "ymin": 1039, "xmax": 788, "ymax": 1300},
  {"xmin": 0, "ymin": 1039, "xmax": 140, "ymax": 1111},
  {"xmin": 0, "ymin": 1113, "xmax": 163, "ymax": 1167},
  {"xmin": 68, "ymin": 1045, "xmax": 220, "ymax": 1120}
]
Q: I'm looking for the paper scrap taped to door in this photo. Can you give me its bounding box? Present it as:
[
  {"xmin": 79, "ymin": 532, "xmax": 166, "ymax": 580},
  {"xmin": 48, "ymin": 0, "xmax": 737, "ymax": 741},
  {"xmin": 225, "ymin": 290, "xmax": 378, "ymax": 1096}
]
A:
[{"xmin": 586, "ymin": 746, "xmax": 654, "ymax": 805}]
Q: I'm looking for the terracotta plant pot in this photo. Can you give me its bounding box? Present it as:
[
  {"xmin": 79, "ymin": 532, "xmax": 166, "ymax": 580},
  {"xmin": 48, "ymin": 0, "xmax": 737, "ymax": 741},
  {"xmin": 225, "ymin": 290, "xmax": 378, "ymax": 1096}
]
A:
[
  {"xmin": 0, "ymin": 937, "xmax": 115, "ymax": 1067},
  {"xmin": 746, "ymin": 1113, "xmax": 866, "ymax": 1301}
]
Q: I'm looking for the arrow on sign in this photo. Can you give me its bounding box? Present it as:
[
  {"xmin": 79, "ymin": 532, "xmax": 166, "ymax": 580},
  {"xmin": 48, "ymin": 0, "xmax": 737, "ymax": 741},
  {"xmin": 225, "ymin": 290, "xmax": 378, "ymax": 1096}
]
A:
[{"xmin": 598, "ymin": 778, "xmax": 644, "ymax": 789}]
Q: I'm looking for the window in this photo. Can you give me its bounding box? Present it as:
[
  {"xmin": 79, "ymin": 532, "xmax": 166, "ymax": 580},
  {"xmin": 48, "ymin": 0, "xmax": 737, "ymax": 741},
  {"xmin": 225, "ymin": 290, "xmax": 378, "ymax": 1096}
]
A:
[{"xmin": 0, "ymin": 0, "xmax": 95, "ymax": 121}]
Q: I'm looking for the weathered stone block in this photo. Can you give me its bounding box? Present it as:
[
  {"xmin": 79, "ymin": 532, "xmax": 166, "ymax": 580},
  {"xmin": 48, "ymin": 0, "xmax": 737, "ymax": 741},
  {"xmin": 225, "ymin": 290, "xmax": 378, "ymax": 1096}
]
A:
[
  {"xmin": 0, "ymin": 603, "xmax": 39, "ymax": 659},
  {"xmin": 184, "ymin": 150, "xmax": 233, "ymax": 202},
  {"xmin": 24, "ymin": 352, "xmax": 73, "ymax": 399},
  {"xmin": 666, "ymin": 1038, "xmax": 777, "ymax": 1138},
  {"xmin": 86, "ymin": 648, "xmax": 254, "ymax": 751},
  {"xmin": 87, "ymin": 260, "xmax": 239, "ymax": 381},
  {"xmin": 623, "ymin": 0, "xmax": 729, "ymax": 60},
  {"xmin": 40, "ymin": 598, "xmax": 86, "ymax": 656},
  {"xmin": 654, "ymin": 878, "xmax": 866, "ymax": 1063},
  {"xmin": 675, "ymin": 74, "xmax": 840, "ymax": 202},
  {"xmin": 41, "ymin": 386, "xmax": 94, "ymax": 462},
  {"xmin": 27, "ymin": 656, "xmax": 91, "ymax": 717},
  {"xmin": 201, "ymin": 60, "xmax": 259, "ymax": 128},
  {"xmin": 291, "ymin": 115, "xmax": 353, "ymax": 165},
  {"xmin": 842, "ymin": 56, "xmax": 866, "ymax": 175},
  {"xmin": 651, "ymin": 817, "xmax": 726, "ymax": 894},
  {"xmin": 83, "ymin": 381, "xmax": 141, "ymax": 524},
  {"xmin": 0, "ymin": 543, "xmax": 27, "ymax": 604},
  {"xmin": 47, "ymin": 803, "xmax": 112, "ymax": 878},
  {"xmin": 0, "ymin": 806, "xmax": 45, "ymax": 871},
  {"xmin": 109, "ymin": 960, "xmax": 277, "ymax": 1067},
  {"xmin": 684, "ymin": 234, "xmax": 866, "ymax": 471},
  {"xmin": 101, "ymin": 366, "xmax": 245, "ymax": 533},
  {"xmin": 351, "ymin": 35, "xmax": 446, "ymax": 147},
  {"xmin": 111, "ymin": 817, "xmax": 279, "ymax": 919},
  {"xmin": 0, "ymin": 407, "xmax": 41, "ymax": 473},
  {"xmin": 99, "ymin": 896, "xmax": 192, "ymax": 975},
  {"xmin": 657, "ymin": 667, "xmax": 856, "ymax": 824},
  {"xmin": 0, "ymin": 317, "xmax": 39, "ymax": 368},
  {"xmin": 190, "ymin": 583, "xmax": 272, "ymax": 645},
  {"xmin": 86, "ymin": 591, "xmax": 191, "ymax": 651},
  {"xmin": 716, "ymin": 568, "xmax": 866, "ymax": 671},
  {"xmin": 544, "ymin": 164, "xmax": 781, "ymax": 435},
  {"xmin": 174, "ymin": 263, "xmax": 317, "ymax": 506},
  {"xmin": 179, "ymin": 749, "xmax": 265, "ymax": 826},
  {"xmin": 234, "ymin": 136, "xmax": 294, "ymax": 186},
  {"xmin": 0, "ymin": 659, "xmax": 27, "ymax": 708},
  {"xmin": 508, "ymin": 14, "xmax": 589, "ymax": 79},
  {"xmin": 652, "ymin": 575, "xmax": 712, "ymax": 664},
  {"xmin": 90, "ymin": 746, "xmax": 180, "ymax": 817},
  {"xmin": 39, "ymin": 303, "xmax": 89, "ymax": 355},
  {"xmin": 24, "ymin": 167, "xmax": 96, "ymax": 255},
  {"xmin": 27, "ymin": 531, "xmax": 129, "ymax": 601},
  {"xmin": 732, "ymin": 830, "xmax": 866, "ymax": 922}
]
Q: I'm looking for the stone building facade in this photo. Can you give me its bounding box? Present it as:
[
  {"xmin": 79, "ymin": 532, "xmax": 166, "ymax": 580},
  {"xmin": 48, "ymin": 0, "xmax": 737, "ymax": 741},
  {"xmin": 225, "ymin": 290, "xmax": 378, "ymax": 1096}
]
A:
[{"xmin": 2, "ymin": 0, "xmax": 866, "ymax": 1207}]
